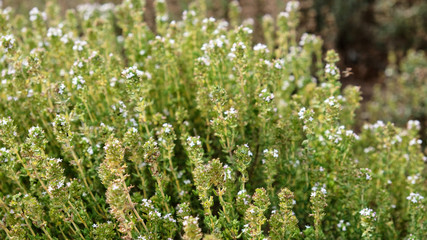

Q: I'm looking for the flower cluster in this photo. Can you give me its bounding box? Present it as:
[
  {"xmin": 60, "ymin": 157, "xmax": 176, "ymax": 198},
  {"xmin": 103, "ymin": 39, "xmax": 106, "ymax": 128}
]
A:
[
  {"xmin": 407, "ymin": 193, "xmax": 424, "ymax": 204},
  {"xmin": 0, "ymin": 1, "xmax": 425, "ymax": 239},
  {"xmin": 360, "ymin": 208, "xmax": 376, "ymax": 220}
]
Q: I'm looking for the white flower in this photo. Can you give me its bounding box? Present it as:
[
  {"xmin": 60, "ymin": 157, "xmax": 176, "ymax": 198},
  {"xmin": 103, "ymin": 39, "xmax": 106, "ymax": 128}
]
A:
[
  {"xmin": 163, "ymin": 123, "xmax": 172, "ymax": 133},
  {"xmin": 196, "ymin": 56, "xmax": 211, "ymax": 66},
  {"xmin": 72, "ymin": 75, "xmax": 85, "ymax": 89},
  {"xmin": 60, "ymin": 32, "xmax": 73, "ymax": 44},
  {"xmin": 0, "ymin": 34, "xmax": 15, "ymax": 52},
  {"xmin": 141, "ymin": 199, "xmax": 154, "ymax": 209},
  {"xmin": 72, "ymin": 39, "xmax": 87, "ymax": 51},
  {"xmin": 27, "ymin": 89, "xmax": 33, "ymax": 98},
  {"xmin": 320, "ymin": 187, "xmax": 327, "ymax": 195},
  {"xmin": 409, "ymin": 138, "xmax": 422, "ymax": 146},
  {"xmin": 337, "ymin": 220, "xmax": 350, "ymax": 231},
  {"xmin": 223, "ymin": 164, "xmax": 232, "ymax": 181},
  {"xmin": 299, "ymin": 33, "xmax": 318, "ymax": 46},
  {"xmin": 263, "ymin": 59, "xmax": 272, "ymax": 68},
  {"xmin": 325, "ymin": 64, "xmax": 338, "ymax": 75},
  {"xmin": 359, "ymin": 208, "xmax": 376, "ymax": 219},
  {"xmin": 364, "ymin": 146, "xmax": 374, "ymax": 153},
  {"xmin": 87, "ymin": 147, "xmax": 93, "ymax": 155},
  {"xmin": 278, "ymin": 11, "xmax": 289, "ymax": 19},
  {"xmin": 163, "ymin": 213, "xmax": 176, "ymax": 223},
  {"xmin": 407, "ymin": 192, "xmax": 424, "ymax": 204},
  {"xmin": 407, "ymin": 174, "xmax": 420, "ymax": 184},
  {"xmin": 324, "ymin": 96, "xmax": 336, "ymax": 106},
  {"xmin": 201, "ymin": 36, "xmax": 228, "ymax": 51},
  {"xmin": 56, "ymin": 180, "xmax": 64, "ymax": 189},
  {"xmin": 273, "ymin": 149, "xmax": 279, "ymax": 158},
  {"xmin": 231, "ymin": 42, "xmax": 246, "ymax": 52},
  {"xmin": 224, "ymin": 107, "xmax": 238, "ymax": 118},
  {"xmin": 47, "ymin": 27, "xmax": 62, "ymax": 38},
  {"xmin": 238, "ymin": 189, "xmax": 246, "ymax": 195},
  {"xmin": 253, "ymin": 43, "xmax": 269, "ymax": 53},
  {"xmin": 58, "ymin": 83, "xmax": 66, "ymax": 94},
  {"xmin": 298, "ymin": 107, "xmax": 306, "ymax": 119},
  {"xmin": 407, "ymin": 120, "xmax": 421, "ymax": 131},
  {"xmin": 29, "ymin": 7, "xmax": 46, "ymax": 22},
  {"xmin": 364, "ymin": 120, "xmax": 385, "ymax": 131},
  {"xmin": 286, "ymin": 1, "xmax": 300, "ymax": 12},
  {"xmin": 242, "ymin": 27, "xmax": 253, "ymax": 34},
  {"xmin": 242, "ymin": 224, "xmax": 249, "ymax": 233}
]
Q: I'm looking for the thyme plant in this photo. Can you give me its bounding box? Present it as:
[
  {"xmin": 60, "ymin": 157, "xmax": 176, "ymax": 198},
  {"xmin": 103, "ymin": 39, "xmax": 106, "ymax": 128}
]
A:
[{"xmin": 0, "ymin": 0, "xmax": 425, "ymax": 239}]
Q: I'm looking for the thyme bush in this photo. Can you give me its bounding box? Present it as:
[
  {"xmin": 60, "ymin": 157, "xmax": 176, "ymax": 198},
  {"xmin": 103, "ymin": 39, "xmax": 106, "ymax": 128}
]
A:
[
  {"xmin": 0, "ymin": 0, "xmax": 426, "ymax": 239},
  {"xmin": 367, "ymin": 51, "xmax": 427, "ymax": 133}
]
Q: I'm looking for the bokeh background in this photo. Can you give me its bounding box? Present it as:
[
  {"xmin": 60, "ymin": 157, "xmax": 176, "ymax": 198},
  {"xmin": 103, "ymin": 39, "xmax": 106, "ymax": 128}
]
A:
[{"xmin": 3, "ymin": 0, "xmax": 427, "ymax": 135}]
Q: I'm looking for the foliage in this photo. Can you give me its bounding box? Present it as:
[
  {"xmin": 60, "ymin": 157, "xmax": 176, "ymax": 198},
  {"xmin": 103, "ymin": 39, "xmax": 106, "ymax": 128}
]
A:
[
  {"xmin": 367, "ymin": 51, "xmax": 427, "ymax": 134},
  {"xmin": 0, "ymin": 0, "xmax": 425, "ymax": 239}
]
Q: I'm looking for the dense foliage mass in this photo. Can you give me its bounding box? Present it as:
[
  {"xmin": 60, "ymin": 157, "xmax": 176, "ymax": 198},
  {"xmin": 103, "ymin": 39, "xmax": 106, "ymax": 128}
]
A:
[
  {"xmin": 367, "ymin": 51, "xmax": 427, "ymax": 131},
  {"xmin": 0, "ymin": 0, "xmax": 426, "ymax": 239}
]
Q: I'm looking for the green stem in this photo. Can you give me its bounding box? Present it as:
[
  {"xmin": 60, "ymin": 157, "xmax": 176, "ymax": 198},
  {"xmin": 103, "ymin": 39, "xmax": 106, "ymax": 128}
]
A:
[
  {"xmin": 23, "ymin": 216, "xmax": 36, "ymax": 237},
  {"xmin": 66, "ymin": 140, "xmax": 106, "ymax": 218},
  {"xmin": 41, "ymin": 226, "xmax": 54, "ymax": 240},
  {"xmin": 167, "ymin": 150, "xmax": 181, "ymax": 193},
  {"xmin": 156, "ymin": 177, "xmax": 170, "ymax": 213},
  {"xmin": 135, "ymin": 167, "xmax": 147, "ymax": 199}
]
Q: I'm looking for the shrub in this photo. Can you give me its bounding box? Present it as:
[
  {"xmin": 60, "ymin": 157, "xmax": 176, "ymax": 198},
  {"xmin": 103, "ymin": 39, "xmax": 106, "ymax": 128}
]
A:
[
  {"xmin": 366, "ymin": 51, "xmax": 427, "ymax": 134},
  {"xmin": 0, "ymin": 0, "xmax": 425, "ymax": 239}
]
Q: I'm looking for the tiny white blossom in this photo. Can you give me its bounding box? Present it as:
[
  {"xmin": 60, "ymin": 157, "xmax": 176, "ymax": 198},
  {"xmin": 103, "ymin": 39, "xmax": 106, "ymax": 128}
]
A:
[
  {"xmin": 72, "ymin": 39, "xmax": 87, "ymax": 51},
  {"xmin": 407, "ymin": 192, "xmax": 424, "ymax": 204},
  {"xmin": 47, "ymin": 27, "xmax": 62, "ymax": 38},
  {"xmin": 359, "ymin": 208, "xmax": 376, "ymax": 220},
  {"xmin": 253, "ymin": 43, "xmax": 269, "ymax": 53},
  {"xmin": 298, "ymin": 107, "xmax": 306, "ymax": 119},
  {"xmin": 0, "ymin": 34, "xmax": 15, "ymax": 53},
  {"xmin": 87, "ymin": 147, "xmax": 93, "ymax": 155},
  {"xmin": 286, "ymin": 1, "xmax": 300, "ymax": 12},
  {"xmin": 407, "ymin": 120, "xmax": 421, "ymax": 131}
]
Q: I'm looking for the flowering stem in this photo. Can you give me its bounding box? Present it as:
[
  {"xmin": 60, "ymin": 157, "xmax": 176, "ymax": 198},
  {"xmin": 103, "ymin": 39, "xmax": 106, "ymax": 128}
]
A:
[
  {"xmin": 23, "ymin": 217, "xmax": 36, "ymax": 237},
  {"xmin": 121, "ymin": 178, "xmax": 149, "ymax": 233},
  {"xmin": 156, "ymin": 177, "xmax": 170, "ymax": 212},
  {"xmin": 66, "ymin": 140, "xmax": 106, "ymax": 218},
  {"xmin": 12, "ymin": 174, "xmax": 28, "ymax": 194},
  {"xmin": 33, "ymin": 170, "xmax": 85, "ymax": 239},
  {"xmin": 218, "ymin": 190, "xmax": 231, "ymax": 223},
  {"xmin": 82, "ymin": 94, "xmax": 96, "ymax": 123},
  {"xmin": 167, "ymin": 150, "xmax": 181, "ymax": 193},
  {"xmin": 0, "ymin": 223, "xmax": 12, "ymax": 239},
  {"xmin": 59, "ymin": 226, "xmax": 70, "ymax": 240},
  {"xmin": 41, "ymin": 226, "xmax": 54, "ymax": 240},
  {"xmin": 135, "ymin": 167, "xmax": 147, "ymax": 198},
  {"xmin": 69, "ymin": 218, "xmax": 85, "ymax": 240},
  {"xmin": 68, "ymin": 200, "xmax": 89, "ymax": 229}
]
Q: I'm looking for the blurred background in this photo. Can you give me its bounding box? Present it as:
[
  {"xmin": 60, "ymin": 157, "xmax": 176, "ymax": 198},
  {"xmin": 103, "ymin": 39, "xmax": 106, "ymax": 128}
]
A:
[{"xmin": 2, "ymin": 0, "xmax": 427, "ymax": 134}]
